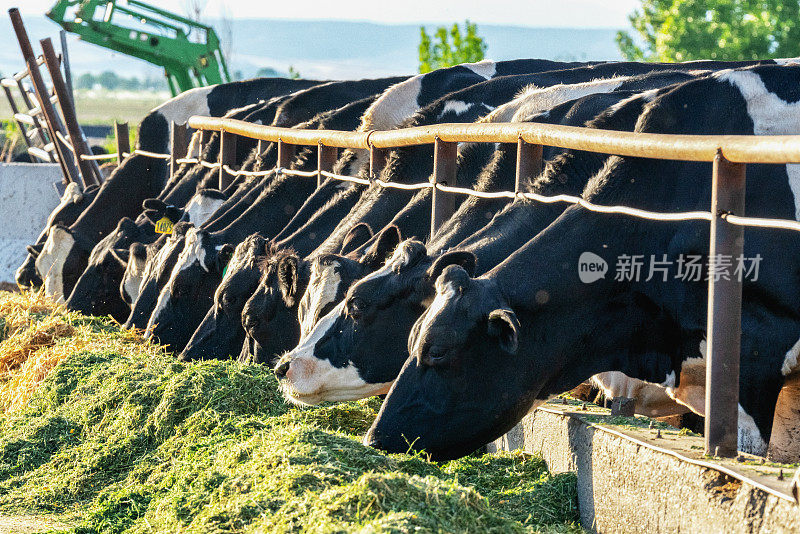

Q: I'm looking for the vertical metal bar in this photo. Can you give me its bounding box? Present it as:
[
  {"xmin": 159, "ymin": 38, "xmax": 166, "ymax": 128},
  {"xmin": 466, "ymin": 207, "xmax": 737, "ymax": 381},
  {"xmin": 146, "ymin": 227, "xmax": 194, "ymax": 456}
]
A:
[
  {"xmin": 9, "ymin": 8, "xmax": 79, "ymax": 185},
  {"xmin": 277, "ymin": 139, "xmax": 295, "ymax": 169},
  {"xmin": 170, "ymin": 122, "xmax": 190, "ymax": 178},
  {"xmin": 257, "ymin": 139, "xmax": 266, "ymax": 155},
  {"xmin": 705, "ymin": 149, "xmax": 746, "ymax": 458},
  {"xmin": 515, "ymin": 139, "xmax": 543, "ymax": 194},
  {"xmin": 41, "ymin": 37, "xmax": 101, "ymax": 186},
  {"xmin": 317, "ymin": 144, "xmax": 338, "ymax": 188},
  {"xmin": 114, "ymin": 122, "xmax": 130, "ymax": 165},
  {"xmin": 59, "ymin": 30, "xmax": 74, "ymax": 105},
  {"xmin": 430, "ymin": 138, "xmax": 458, "ymax": 237},
  {"xmin": 369, "ymin": 145, "xmax": 385, "ymax": 179},
  {"xmin": 218, "ymin": 130, "xmax": 237, "ymax": 190}
]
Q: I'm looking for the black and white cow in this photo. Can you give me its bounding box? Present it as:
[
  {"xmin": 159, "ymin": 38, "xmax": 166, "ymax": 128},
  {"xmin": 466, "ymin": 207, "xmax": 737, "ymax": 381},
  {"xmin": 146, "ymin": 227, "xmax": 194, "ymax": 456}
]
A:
[
  {"xmin": 15, "ymin": 181, "xmax": 100, "ymax": 288},
  {"xmin": 273, "ymin": 82, "xmax": 677, "ymax": 404},
  {"xmin": 366, "ymin": 64, "xmax": 800, "ymax": 460}
]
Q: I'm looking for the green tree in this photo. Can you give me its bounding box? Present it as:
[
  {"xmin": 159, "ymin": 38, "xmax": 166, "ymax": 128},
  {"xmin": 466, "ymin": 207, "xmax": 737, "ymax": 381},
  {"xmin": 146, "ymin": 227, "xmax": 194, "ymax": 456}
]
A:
[
  {"xmin": 288, "ymin": 66, "xmax": 301, "ymax": 80},
  {"xmin": 418, "ymin": 20, "xmax": 487, "ymax": 73},
  {"xmin": 617, "ymin": 0, "xmax": 800, "ymax": 62}
]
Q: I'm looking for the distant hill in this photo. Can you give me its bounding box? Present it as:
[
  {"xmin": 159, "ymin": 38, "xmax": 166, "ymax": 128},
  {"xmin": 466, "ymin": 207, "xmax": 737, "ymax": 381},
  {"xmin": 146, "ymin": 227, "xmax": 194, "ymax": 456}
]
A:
[{"xmin": 0, "ymin": 15, "xmax": 624, "ymax": 80}]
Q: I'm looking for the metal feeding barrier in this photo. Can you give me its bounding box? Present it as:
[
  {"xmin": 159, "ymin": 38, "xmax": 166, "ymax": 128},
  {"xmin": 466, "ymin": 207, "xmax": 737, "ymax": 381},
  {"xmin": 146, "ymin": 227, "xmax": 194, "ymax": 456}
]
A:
[{"xmin": 119, "ymin": 114, "xmax": 800, "ymax": 459}]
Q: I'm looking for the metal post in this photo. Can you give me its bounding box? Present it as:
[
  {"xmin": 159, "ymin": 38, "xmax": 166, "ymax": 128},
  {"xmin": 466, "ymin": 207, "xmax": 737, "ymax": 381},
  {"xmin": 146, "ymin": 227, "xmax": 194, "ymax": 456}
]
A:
[
  {"xmin": 705, "ymin": 149, "xmax": 746, "ymax": 458},
  {"xmin": 317, "ymin": 144, "xmax": 337, "ymax": 188},
  {"xmin": 9, "ymin": 8, "xmax": 80, "ymax": 185},
  {"xmin": 170, "ymin": 122, "xmax": 190, "ymax": 178},
  {"xmin": 59, "ymin": 30, "xmax": 74, "ymax": 105},
  {"xmin": 516, "ymin": 139, "xmax": 543, "ymax": 193},
  {"xmin": 277, "ymin": 139, "xmax": 295, "ymax": 169},
  {"xmin": 218, "ymin": 130, "xmax": 237, "ymax": 190},
  {"xmin": 114, "ymin": 122, "xmax": 130, "ymax": 165},
  {"xmin": 430, "ymin": 138, "xmax": 458, "ymax": 237},
  {"xmin": 369, "ymin": 145, "xmax": 385, "ymax": 179},
  {"xmin": 41, "ymin": 37, "xmax": 101, "ymax": 186}
]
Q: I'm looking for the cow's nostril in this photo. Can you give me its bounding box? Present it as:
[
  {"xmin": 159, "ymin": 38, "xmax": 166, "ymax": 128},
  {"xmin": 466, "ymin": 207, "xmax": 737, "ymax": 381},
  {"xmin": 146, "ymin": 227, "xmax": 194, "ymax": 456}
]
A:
[{"xmin": 275, "ymin": 360, "xmax": 290, "ymax": 379}]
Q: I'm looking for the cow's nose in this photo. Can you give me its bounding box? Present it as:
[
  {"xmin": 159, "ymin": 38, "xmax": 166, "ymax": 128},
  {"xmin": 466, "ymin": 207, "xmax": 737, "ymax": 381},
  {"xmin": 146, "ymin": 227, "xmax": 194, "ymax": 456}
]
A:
[
  {"xmin": 362, "ymin": 427, "xmax": 382, "ymax": 449},
  {"xmin": 274, "ymin": 360, "xmax": 290, "ymax": 379}
]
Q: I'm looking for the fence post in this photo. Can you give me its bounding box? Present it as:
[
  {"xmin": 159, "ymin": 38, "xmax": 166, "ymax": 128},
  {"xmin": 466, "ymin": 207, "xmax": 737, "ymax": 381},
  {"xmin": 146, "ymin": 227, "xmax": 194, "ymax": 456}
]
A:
[
  {"xmin": 114, "ymin": 122, "xmax": 129, "ymax": 165},
  {"xmin": 369, "ymin": 145, "xmax": 385, "ymax": 179},
  {"xmin": 41, "ymin": 37, "xmax": 102, "ymax": 186},
  {"xmin": 218, "ymin": 130, "xmax": 237, "ymax": 190},
  {"xmin": 430, "ymin": 138, "xmax": 458, "ymax": 237},
  {"xmin": 277, "ymin": 139, "xmax": 295, "ymax": 169},
  {"xmin": 317, "ymin": 143, "xmax": 338, "ymax": 188},
  {"xmin": 705, "ymin": 149, "xmax": 746, "ymax": 458},
  {"xmin": 516, "ymin": 139, "xmax": 543, "ymax": 193},
  {"xmin": 170, "ymin": 122, "xmax": 190, "ymax": 178}
]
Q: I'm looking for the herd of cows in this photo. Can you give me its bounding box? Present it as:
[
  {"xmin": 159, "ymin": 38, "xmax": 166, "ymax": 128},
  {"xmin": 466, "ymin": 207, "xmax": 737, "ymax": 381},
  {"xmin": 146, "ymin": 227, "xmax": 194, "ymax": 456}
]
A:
[{"xmin": 13, "ymin": 57, "xmax": 800, "ymax": 461}]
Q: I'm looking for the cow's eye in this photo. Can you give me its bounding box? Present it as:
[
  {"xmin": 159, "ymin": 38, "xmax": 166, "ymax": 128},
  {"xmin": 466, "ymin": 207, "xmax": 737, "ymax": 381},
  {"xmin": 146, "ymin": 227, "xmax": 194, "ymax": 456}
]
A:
[{"xmin": 347, "ymin": 297, "xmax": 365, "ymax": 319}]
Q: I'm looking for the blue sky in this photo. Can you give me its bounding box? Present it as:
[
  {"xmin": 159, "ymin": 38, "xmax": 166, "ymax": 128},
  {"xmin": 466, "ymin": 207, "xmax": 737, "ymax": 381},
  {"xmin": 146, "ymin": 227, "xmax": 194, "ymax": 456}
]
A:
[{"xmin": 12, "ymin": 0, "xmax": 640, "ymax": 28}]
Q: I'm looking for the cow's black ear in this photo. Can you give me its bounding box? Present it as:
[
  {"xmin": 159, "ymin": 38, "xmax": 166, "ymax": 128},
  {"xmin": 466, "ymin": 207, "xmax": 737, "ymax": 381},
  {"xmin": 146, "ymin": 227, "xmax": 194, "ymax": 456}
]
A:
[
  {"xmin": 487, "ymin": 309, "xmax": 520, "ymax": 354},
  {"xmin": 363, "ymin": 225, "xmax": 401, "ymax": 269},
  {"xmin": 340, "ymin": 222, "xmax": 373, "ymax": 255},
  {"xmin": 428, "ymin": 250, "xmax": 477, "ymax": 281},
  {"xmin": 142, "ymin": 198, "xmax": 165, "ymax": 211},
  {"xmin": 109, "ymin": 248, "xmax": 130, "ymax": 265},
  {"xmin": 277, "ymin": 255, "xmax": 300, "ymax": 306},
  {"xmin": 164, "ymin": 205, "xmax": 183, "ymax": 223},
  {"xmin": 26, "ymin": 242, "xmax": 44, "ymax": 257},
  {"xmin": 215, "ymin": 244, "xmax": 235, "ymax": 273}
]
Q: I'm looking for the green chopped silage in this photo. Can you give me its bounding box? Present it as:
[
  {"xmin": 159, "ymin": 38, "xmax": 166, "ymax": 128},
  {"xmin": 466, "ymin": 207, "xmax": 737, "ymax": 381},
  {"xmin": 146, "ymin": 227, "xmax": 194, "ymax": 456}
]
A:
[{"xmin": 0, "ymin": 291, "xmax": 581, "ymax": 533}]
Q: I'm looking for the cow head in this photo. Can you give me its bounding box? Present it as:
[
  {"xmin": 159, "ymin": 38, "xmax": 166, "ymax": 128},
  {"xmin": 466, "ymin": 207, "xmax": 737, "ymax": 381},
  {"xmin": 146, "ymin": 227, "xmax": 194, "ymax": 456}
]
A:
[
  {"xmin": 238, "ymin": 250, "xmax": 307, "ymax": 367},
  {"xmin": 124, "ymin": 224, "xmax": 191, "ymax": 330},
  {"xmin": 297, "ymin": 224, "xmax": 396, "ymax": 337},
  {"xmin": 179, "ymin": 234, "xmax": 268, "ymax": 361},
  {"xmin": 66, "ymin": 217, "xmax": 141, "ymax": 322},
  {"xmin": 36, "ymin": 224, "xmax": 94, "ymax": 303},
  {"xmin": 363, "ymin": 265, "xmax": 527, "ymax": 460},
  {"xmin": 274, "ymin": 239, "xmax": 475, "ymax": 406},
  {"xmin": 120, "ymin": 241, "xmax": 149, "ymax": 305},
  {"xmin": 16, "ymin": 243, "xmax": 44, "ymax": 288},
  {"xmin": 145, "ymin": 228, "xmax": 234, "ymax": 352}
]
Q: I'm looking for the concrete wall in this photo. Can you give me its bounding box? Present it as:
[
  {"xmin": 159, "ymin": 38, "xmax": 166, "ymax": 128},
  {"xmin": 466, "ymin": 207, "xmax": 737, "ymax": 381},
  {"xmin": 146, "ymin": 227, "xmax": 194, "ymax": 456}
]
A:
[
  {"xmin": 489, "ymin": 407, "xmax": 800, "ymax": 533},
  {"xmin": 0, "ymin": 163, "xmax": 63, "ymax": 283}
]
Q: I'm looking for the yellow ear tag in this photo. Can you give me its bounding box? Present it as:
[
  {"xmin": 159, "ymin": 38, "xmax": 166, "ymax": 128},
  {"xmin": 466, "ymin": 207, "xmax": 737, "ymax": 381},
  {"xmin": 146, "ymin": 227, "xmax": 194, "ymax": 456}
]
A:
[{"xmin": 154, "ymin": 217, "xmax": 174, "ymax": 235}]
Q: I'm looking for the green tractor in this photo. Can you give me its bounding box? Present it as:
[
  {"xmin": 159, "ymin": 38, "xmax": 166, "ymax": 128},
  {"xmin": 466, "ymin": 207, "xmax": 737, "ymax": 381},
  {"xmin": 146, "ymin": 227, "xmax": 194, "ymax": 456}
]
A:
[{"xmin": 47, "ymin": 0, "xmax": 231, "ymax": 96}]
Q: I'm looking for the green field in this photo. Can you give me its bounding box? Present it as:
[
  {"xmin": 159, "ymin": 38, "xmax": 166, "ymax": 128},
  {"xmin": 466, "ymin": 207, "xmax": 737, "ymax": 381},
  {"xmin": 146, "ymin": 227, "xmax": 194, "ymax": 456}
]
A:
[
  {"xmin": 0, "ymin": 89, "xmax": 167, "ymax": 128},
  {"xmin": 0, "ymin": 291, "xmax": 582, "ymax": 533}
]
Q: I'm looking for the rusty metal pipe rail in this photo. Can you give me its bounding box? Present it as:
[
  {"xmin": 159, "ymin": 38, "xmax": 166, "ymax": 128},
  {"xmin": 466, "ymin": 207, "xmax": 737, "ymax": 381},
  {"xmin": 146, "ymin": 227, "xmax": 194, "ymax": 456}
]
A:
[
  {"xmin": 188, "ymin": 115, "xmax": 800, "ymax": 164},
  {"xmin": 187, "ymin": 113, "xmax": 800, "ymax": 461}
]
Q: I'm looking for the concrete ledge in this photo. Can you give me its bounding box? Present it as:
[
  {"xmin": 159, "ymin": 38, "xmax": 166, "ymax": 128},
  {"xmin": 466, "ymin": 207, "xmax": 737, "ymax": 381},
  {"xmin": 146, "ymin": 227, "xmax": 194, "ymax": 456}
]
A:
[
  {"xmin": 0, "ymin": 163, "xmax": 62, "ymax": 283},
  {"xmin": 488, "ymin": 402, "xmax": 800, "ymax": 533}
]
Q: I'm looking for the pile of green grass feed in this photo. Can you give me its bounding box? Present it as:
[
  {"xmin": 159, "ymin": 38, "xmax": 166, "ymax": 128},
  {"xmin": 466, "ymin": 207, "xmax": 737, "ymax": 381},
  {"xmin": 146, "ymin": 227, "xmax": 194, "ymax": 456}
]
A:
[{"xmin": 0, "ymin": 290, "xmax": 581, "ymax": 533}]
